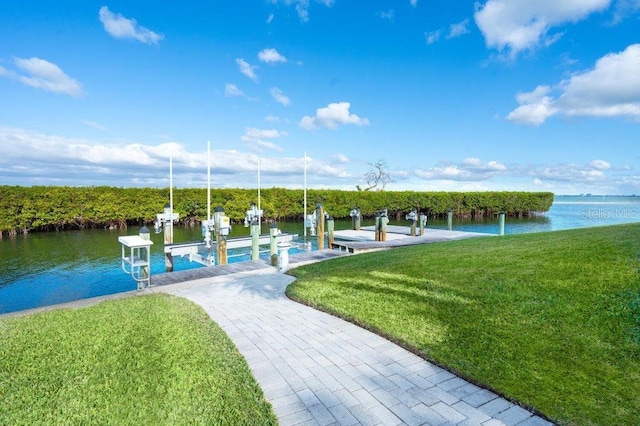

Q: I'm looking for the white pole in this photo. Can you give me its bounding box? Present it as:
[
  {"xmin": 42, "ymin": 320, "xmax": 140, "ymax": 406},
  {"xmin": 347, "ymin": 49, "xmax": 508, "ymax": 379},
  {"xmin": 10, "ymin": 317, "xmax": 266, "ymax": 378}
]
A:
[
  {"xmin": 257, "ymin": 158, "xmax": 261, "ymax": 227},
  {"xmin": 207, "ymin": 141, "xmax": 211, "ymax": 223},
  {"xmin": 303, "ymin": 152, "xmax": 307, "ymax": 238},
  {"xmin": 169, "ymin": 155, "xmax": 174, "ymax": 242}
]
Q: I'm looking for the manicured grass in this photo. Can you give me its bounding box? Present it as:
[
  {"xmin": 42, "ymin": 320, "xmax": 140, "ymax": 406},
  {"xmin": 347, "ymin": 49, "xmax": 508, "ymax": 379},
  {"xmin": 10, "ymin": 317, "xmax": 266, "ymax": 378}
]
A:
[
  {"xmin": 0, "ymin": 294, "xmax": 277, "ymax": 425},
  {"xmin": 287, "ymin": 223, "xmax": 640, "ymax": 425}
]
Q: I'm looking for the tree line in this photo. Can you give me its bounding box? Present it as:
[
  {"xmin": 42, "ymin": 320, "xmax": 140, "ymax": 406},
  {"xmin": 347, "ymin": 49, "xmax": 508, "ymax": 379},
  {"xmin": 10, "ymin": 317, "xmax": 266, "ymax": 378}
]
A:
[{"xmin": 0, "ymin": 186, "xmax": 553, "ymax": 236}]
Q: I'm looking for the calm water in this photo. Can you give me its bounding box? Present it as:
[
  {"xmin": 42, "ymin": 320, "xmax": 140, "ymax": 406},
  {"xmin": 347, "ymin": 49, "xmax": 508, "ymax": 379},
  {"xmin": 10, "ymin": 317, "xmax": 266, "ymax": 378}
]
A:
[{"xmin": 1, "ymin": 195, "xmax": 639, "ymax": 314}]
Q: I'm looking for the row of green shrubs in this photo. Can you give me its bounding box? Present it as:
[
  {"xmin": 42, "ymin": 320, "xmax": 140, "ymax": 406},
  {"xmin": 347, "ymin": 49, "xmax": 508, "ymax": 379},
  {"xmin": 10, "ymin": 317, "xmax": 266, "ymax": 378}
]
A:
[{"xmin": 0, "ymin": 186, "xmax": 553, "ymax": 235}]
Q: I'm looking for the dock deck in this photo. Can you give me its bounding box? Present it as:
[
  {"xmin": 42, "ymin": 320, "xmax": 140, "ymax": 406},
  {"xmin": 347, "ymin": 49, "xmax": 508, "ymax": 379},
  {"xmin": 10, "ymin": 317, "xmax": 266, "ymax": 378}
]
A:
[
  {"xmin": 150, "ymin": 226, "xmax": 492, "ymax": 286},
  {"xmin": 331, "ymin": 226, "xmax": 492, "ymax": 253},
  {"xmin": 150, "ymin": 249, "xmax": 349, "ymax": 287}
]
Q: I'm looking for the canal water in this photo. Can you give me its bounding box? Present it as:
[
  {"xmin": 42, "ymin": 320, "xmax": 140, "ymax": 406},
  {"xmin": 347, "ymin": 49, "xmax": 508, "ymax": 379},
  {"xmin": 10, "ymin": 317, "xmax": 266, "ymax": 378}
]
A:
[{"xmin": 1, "ymin": 195, "xmax": 639, "ymax": 314}]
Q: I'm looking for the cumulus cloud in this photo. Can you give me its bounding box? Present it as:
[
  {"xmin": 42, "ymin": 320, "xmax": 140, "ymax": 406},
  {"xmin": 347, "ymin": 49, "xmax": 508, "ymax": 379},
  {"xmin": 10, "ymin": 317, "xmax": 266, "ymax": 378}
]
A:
[
  {"xmin": 0, "ymin": 126, "xmax": 354, "ymax": 188},
  {"xmin": 270, "ymin": 87, "xmax": 290, "ymax": 106},
  {"xmin": 415, "ymin": 158, "xmax": 507, "ymax": 181},
  {"xmin": 258, "ymin": 48, "xmax": 287, "ymax": 64},
  {"xmin": 299, "ymin": 102, "xmax": 370, "ymax": 130},
  {"xmin": 332, "ymin": 153, "xmax": 349, "ymax": 164},
  {"xmin": 240, "ymin": 127, "xmax": 287, "ymax": 152},
  {"xmin": 531, "ymin": 161, "xmax": 610, "ymax": 183},
  {"xmin": 1, "ymin": 57, "xmax": 84, "ymax": 97},
  {"xmin": 224, "ymin": 83, "xmax": 244, "ymax": 97},
  {"xmin": 474, "ymin": 0, "xmax": 611, "ymax": 57},
  {"xmin": 236, "ymin": 58, "xmax": 258, "ymax": 82},
  {"xmin": 99, "ymin": 6, "xmax": 163, "ymax": 44},
  {"xmin": 508, "ymin": 44, "xmax": 640, "ymax": 125}
]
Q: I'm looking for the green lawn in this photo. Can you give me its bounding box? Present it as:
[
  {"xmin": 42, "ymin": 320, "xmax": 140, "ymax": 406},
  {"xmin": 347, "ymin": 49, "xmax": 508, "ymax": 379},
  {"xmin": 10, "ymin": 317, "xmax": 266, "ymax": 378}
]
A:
[
  {"xmin": 287, "ymin": 223, "xmax": 640, "ymax": 425},
  {"xmin": 0, "ymin": 293, "xmax": 277, "ymax": 425}
]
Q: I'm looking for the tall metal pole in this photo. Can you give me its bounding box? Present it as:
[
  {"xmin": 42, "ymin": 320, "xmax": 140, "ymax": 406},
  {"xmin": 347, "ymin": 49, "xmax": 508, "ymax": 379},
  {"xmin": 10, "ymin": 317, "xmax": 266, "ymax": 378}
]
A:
[
  {"xmin": 303, "ymin": 152, "xmax": 307, "ymax": 238},
  {"xmin": 207, "ymin": 141, "xmax": 211, "ymax": 224},
  {"xmin": 169, "ymin": 155, "xmax": 174, "ymax": 243},
  {"xmin": 257, "ymin": 158, "xmax": 261, "ymax": 224}
]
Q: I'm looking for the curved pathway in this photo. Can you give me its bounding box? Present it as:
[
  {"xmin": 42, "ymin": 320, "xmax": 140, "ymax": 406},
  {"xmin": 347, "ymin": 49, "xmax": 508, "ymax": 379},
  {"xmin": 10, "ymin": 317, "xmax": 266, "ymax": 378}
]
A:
[{"xmin": 160, "ymin": 269, "xmax": 552, "ymax": 426}]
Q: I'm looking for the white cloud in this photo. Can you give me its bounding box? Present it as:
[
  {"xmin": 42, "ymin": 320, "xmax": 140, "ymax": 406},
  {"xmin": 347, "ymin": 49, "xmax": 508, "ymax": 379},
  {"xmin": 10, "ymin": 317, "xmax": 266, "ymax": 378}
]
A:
[
  {"xmin": 590, "ymin": 160, "xmax": 611, "ymax": 170},
  {"xmin": 265, "ymin": 115, "xmax": 281, "ymax": 122},
  {"xmin": 410, "ymin": 0, "xmax": 418, "ymax": 7},
  {"xmin": 533, "ymin": 162, "xmax": 609, "ymax": 182},
  {"xmin": 236, "ymin": 58, "xmax": 258, "ymax": 82},
  {"xmin": 224, "ymin": 83, "xmax": 244, "ymax": 97},
  {"xmin": 378, "ymin": 10, "xmax": 395, "ymax": 22},
  {"xmin": 299, "ymin": 102, "xmax": 370, "ymax": 130},
  {"xmin": 266, "ymin": 13, "xmax": 275, "ymax": 24},
  {"xmin": 4, "ymin": 57, "xmax": 84, "ymax": 97},
  {"xmin": 474, "ymin": 0, "xmax": 611, "ymax": 57},
  {"xmin": 269, "ymin": 0, "xmax": 334, "ymax": 22},
  {"xmin": 270, "ymin": 87, "xmax": 290, "ymax": 106},
  {"xmin": 415, "ymin": 158, "xmax": 507, "ymax": 181},
  {"xmin": 0, "ymin": 126, "xmax": 355, "ymax": 188},
  {"xmin": 508, "ymin": 44, "xmax": 640, "ymax": 125},
  {"xmin": 611, "ymin": 0, "xmax": 640, "ymax": 24},
  {"xmin": 425, "ymin": 30, "xmax": 441, "ymax": 45},
  {"xmin": 332, "ymin": 153, "xmax": 349, "ymax": 164},
  {"xmin": 82, "ymin": 120, "xmax": 106, "ymax": 131},
  {"xmin": 240, "ymin": 127, "xmax": 287, "ymax": 152},
  {"xmin": 448, "ymin": 18, "xmax": 470, "ymax": 38},
  {"xmin": 258, "ymin": 48, "xmax": 287, "ymax": 64},
  {"xmin": 98, "ymin": 6, "xmax": 163, "ymax": 45}
]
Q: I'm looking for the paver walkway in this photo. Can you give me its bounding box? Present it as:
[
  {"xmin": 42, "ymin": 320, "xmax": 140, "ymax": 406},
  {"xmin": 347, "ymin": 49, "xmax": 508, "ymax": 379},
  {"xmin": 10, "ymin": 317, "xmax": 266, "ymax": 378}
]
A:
[{"xmin": 160, "ymin": 269, "xmax": 552, "ymax": 426}]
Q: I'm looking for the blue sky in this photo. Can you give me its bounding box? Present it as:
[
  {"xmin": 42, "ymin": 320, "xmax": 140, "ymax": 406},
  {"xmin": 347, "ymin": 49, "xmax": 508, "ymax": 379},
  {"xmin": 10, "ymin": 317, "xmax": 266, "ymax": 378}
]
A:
[{"xmin": 1, "ymin": 1, "xmax": 639, "ymax": 194}]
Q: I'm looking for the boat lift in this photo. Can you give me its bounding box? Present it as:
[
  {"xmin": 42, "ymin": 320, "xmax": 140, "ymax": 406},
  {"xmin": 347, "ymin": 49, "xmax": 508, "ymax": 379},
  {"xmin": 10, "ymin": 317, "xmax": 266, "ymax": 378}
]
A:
[{"xmin": 118, "ymin": 230, "xmax": 153, "ymax": 290}]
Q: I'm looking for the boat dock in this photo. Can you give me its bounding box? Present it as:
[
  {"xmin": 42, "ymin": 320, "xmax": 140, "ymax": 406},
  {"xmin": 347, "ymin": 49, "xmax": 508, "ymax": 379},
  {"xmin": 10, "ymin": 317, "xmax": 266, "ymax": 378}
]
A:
[
  {"xmin": 150, "ymin": 249, "xmax": 349, "ymax": 287},
  {"xmin": 152, "ymin": 226, "xmax": 494, "ymax": 287},
  {"xmin": 330, "ymin": 225, "xmax": 492, "ymax": 253}
]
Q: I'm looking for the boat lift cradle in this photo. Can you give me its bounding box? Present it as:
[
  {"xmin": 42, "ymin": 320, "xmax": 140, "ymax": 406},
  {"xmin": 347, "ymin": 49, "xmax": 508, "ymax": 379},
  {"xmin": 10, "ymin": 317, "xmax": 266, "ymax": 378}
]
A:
[{"xmin": 119, "ymin": 235, "xmax": 153, "ymax": 289}]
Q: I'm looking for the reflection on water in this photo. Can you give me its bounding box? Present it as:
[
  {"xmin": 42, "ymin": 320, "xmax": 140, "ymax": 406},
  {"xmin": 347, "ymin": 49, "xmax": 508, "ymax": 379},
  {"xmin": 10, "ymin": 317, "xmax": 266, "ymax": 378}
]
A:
[{"xmin": 1, "ymin": 195, "xmax": 640, "ymax": 314}]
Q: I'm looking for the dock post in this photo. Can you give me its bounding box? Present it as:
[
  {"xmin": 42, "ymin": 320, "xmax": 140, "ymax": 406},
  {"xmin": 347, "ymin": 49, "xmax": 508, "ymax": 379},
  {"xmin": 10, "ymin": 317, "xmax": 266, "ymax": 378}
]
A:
[
  {"xmin": 327, "ymin": 216, "xmax": 335, "ymax": 248},
  {"xmin": 499, "ymin": 212, "xmax": 505, "ymax": 236},
  {"xmin": 316, "ymin": 203, "xmax": 325, "ymax": 250},
  {"xmin": 374, "ymin": 213, "xmax": 381, "ymax": 241},
  {"xmin": 381, "ymin": 209, "xmax": 389, "ymax": 242},
  {"xmin": 277, "ymin": 242, "xmax": 291, "ymax": 272},
  {"xmin": 406, "ymin": 209, "xmax": 417, "ymax": 237},
  {"xmin": 163, "ymin": 203, "xmax": 175, "ymax": 272},
  {"xmin": 214, "ymin": 206, "xmax": 228, "ymax": 265},
  {"xmin": 447, "ymin": 210, "xmax": 453, "ymax": 231},
  {"xmin": 139, "ymin": 226, "xmax": 151, "ymax": 288},
  {"xmin": 251, "ymin": 220, "xmax": 260, "ymax": 261},
  {"xmin": 350, "ymin": 207, "xmax": 361, "ymax": 231},
  {"xmin": 270, "ymin": 221, "xmax": 279, "ymax": 266},
  {"xmin": 419, "ymin": 213, "xmax": 427, "ymax": 236}
]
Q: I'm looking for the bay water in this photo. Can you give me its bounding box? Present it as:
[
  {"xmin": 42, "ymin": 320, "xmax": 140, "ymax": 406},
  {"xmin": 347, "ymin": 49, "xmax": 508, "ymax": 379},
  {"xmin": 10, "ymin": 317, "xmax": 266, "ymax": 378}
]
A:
[{"xmin": 1, "ymin": 195, "xmax": 639, "ymax": 315}]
